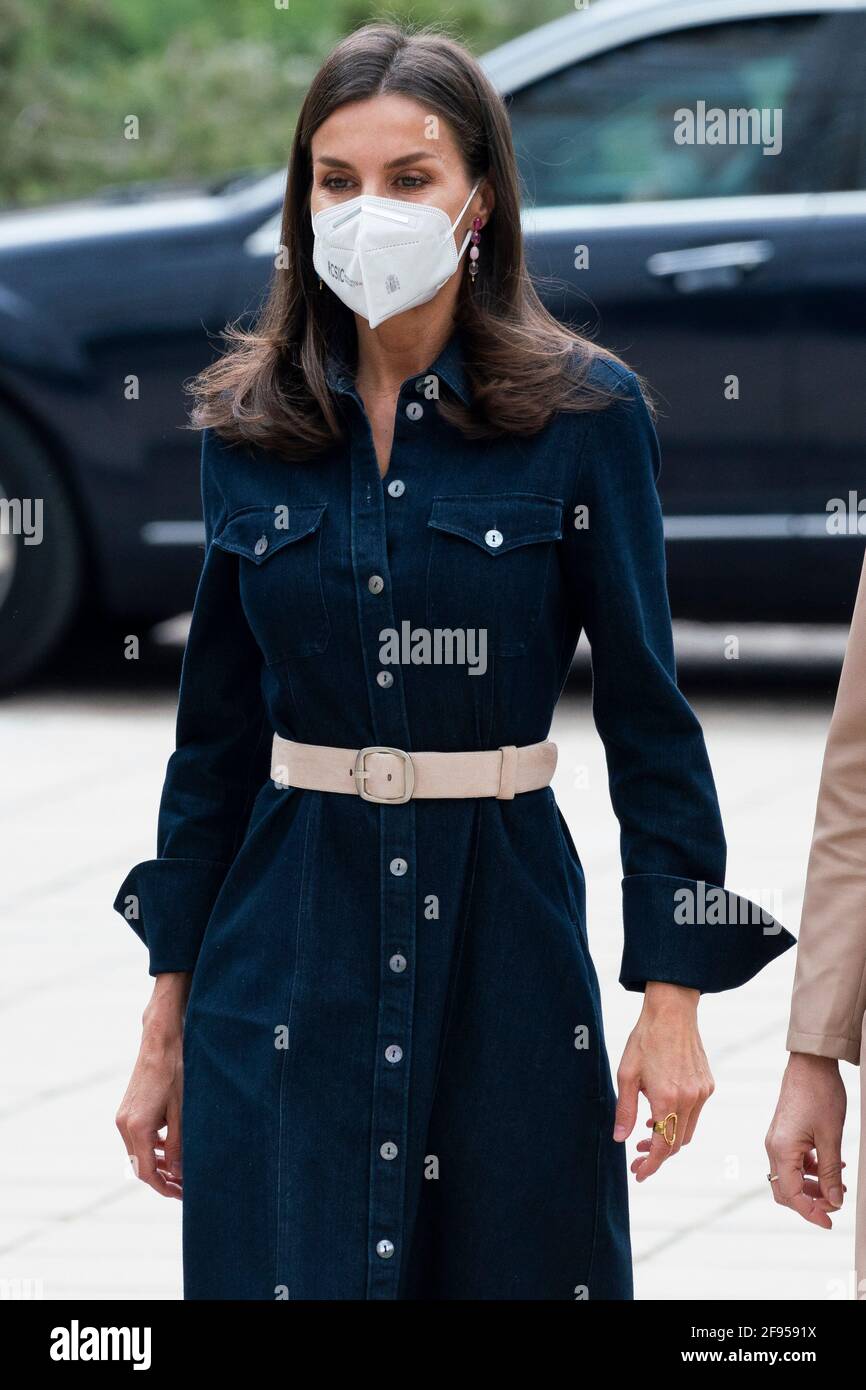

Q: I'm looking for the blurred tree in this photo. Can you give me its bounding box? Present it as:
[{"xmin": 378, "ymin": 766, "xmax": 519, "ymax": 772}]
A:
[{"xmin": 2, "ymin": 0, "xmax": 576, "ymax": 207}]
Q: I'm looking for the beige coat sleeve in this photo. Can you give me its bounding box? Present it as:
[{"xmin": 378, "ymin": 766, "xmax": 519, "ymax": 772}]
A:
[{"xmin": 787, "ymin": 552, "xmax": 866, "ymax": 1065}]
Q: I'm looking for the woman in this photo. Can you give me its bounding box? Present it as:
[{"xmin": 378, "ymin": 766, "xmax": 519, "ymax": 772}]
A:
[
  {"xmin": 767, "ymin": 552, "xmax": 866, "ymax": 1299},
  {"xmin": 113, "ymin": 23, "xmax": 794, "ymax": 1301}
]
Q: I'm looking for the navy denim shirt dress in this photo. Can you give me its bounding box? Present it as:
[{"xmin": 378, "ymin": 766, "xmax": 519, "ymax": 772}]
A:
[{"xmin": 113, "ymin": 330, "xmax": 795, "ymax": 1300}]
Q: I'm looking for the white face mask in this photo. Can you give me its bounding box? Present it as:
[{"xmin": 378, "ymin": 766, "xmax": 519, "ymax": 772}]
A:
[{"xmin": 311, "ymin": 180, "xmax": 480, "ymax": 329}]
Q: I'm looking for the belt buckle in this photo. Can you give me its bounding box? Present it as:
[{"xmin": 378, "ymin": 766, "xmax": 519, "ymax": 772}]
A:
[{"xmin": 354, "ymin": 745, "xmax": 415, "ymax": 804}]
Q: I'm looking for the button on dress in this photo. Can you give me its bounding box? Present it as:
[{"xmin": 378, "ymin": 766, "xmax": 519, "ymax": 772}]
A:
[{"xmin": 113, "ymin": 330, "xmax": 795, "ymax": 1300}]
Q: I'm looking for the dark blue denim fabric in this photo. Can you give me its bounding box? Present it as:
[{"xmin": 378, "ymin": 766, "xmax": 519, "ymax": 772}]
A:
[{"xmin": 113, "ymin": 331, "xmax": 795, "ymax": 1300}]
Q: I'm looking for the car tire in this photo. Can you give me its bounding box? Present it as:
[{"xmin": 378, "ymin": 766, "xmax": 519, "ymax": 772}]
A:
[{"xmin": 0, "ymin": 408, "xmax": 83, "ymax": 691}]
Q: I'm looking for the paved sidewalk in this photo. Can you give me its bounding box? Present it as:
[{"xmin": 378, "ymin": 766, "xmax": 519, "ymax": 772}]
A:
[{"xmin": 0, "ymin": 672, "xmax": 858, "ymax": 1301}]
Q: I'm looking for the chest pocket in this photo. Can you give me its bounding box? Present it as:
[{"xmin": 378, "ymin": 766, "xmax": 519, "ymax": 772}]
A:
[
  {"xmin": 426, "ymin": 493, "xmax": 563, "ymax": 656},
  {"xmin": 212, "ymin": 503, "xmax": 329, "ymax": 664}
]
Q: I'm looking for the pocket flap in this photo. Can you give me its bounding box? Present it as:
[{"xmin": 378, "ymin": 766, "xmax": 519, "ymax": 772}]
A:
[
  {"xmin": 213, "ymin": 504, "xmax": 327, "ymax": 564},
  {"xmin": 428, "ymin": 493, "xmax": 563, "ymax": 554}
]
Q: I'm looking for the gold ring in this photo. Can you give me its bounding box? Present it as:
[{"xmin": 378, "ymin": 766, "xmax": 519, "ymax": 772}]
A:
[{"xmin": 652, "ymin": 1112, "xmax": 677, "ymax": 1147}]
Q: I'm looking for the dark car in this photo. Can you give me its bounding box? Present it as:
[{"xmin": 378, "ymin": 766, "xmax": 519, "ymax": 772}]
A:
[{"xmin": 2, "ymin": 0, "xmax": 864, "ymax": 687}]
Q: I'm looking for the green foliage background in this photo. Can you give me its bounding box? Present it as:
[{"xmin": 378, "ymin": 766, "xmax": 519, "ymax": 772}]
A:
[{"xmin": 2, "ymin": 0, "xmax": 572, "ymax": 208}]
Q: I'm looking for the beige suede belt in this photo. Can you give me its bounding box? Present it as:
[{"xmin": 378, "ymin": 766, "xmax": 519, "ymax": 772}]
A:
[{"xmin": 270, "ymin": 734, "xmax": 557, "ymax": 804}]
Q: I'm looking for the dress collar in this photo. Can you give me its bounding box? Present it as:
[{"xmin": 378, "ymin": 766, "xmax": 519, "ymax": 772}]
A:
[{"xmin": 324, "ymin": 326, "xmax": 471, "ymax": 406}]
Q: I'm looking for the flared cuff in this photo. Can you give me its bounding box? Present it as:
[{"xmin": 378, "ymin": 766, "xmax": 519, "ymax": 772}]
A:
[
  {"xmin": 619, "ymin": 873, "xmax": 796, "ymax": 994},
  {"xmin": 112, "ymin": 857, "xmax": 230, "ymax": 976}
]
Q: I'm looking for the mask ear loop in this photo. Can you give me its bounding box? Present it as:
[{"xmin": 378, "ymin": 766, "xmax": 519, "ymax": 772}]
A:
[{"xmin": 451, "ymin": 180, "xmax": 481, "ymax": 259}]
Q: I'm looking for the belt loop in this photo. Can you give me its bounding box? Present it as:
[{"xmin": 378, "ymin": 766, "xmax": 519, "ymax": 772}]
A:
[{"xmin": 497, "ymin": 745, "xmax": 518, "ymax": 800}]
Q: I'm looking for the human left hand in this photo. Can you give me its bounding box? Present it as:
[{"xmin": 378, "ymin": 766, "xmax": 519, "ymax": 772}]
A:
[{"xmin": 614, "ymin": 981, "xmax": 715, "ymax": 1181}]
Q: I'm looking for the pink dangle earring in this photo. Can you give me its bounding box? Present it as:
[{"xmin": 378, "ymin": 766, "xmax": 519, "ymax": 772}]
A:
[{"xmin": 468, "ymin": 217, "xmax": 482, "ymax": 285}]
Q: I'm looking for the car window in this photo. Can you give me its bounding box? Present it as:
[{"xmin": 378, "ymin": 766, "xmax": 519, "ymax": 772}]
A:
[
  {"xmin": 849, "ymin": 15, "xmax": 866, "ymax": 188},
  {"xmin": 245, "ymin": 209, "xmax": 283, "ymax": 257},
  {"xmin": 507, "ymin": 13, "xmax": 859, "ymax": 206}
]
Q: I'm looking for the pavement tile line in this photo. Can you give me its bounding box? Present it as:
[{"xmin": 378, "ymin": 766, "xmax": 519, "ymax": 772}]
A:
[
  {"xmin": 712, "ymin": 1015, "xmax": 793, "ymax": 1063},
  {"xmin": 0, "ymin": 1182, "xmax": 137, "ymax": 1258},
  {"xmin": 0, "ymin": 1067, "xmax": 124, "ymax": 1122},
  {"xmin": 0, "ymin": 851, "xmax": 149, "ymax": 912},
  {"xmin": 635, "ymin": 1183, "xmax": 768, "ymax": 1265}
]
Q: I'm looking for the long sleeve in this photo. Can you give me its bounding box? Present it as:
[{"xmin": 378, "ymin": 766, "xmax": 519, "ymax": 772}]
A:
[
  {"xmin": 787, "ymin": 552, "xmax": 866, "ymax": 1064},
  {"xmin": 112, "ymin": 429, "xmax": 272, "ymax": 975},
  {"xmin": 568, "ymin": 367, "xmax": 796, "ymax": 992}
]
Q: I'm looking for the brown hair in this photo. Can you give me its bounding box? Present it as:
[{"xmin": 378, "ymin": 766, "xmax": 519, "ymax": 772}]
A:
[{"xmin": 189, "ymin": 22, "xmax": 642, "ymax": 458}]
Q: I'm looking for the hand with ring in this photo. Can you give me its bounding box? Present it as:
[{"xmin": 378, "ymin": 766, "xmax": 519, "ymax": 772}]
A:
[
  {"xmin": 765, "ymin": 1052, "xmax": 847, "ymax": 1226},
  {"xmin": 614, "ymin": 981, "xmax": 714, "ymax": 1181}
]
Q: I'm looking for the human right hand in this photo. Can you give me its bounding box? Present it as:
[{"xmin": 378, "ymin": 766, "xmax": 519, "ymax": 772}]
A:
[
  {"xmin": 116, "ymin": 972, "xmax": 190, "ymax": 1199},
  {"xmin": 765, "ymin": 1052, "xmax": 847, "ymax": 1227}
]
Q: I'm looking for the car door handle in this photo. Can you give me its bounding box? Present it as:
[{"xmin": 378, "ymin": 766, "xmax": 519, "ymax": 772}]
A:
[{"xmin": 647, "ymin": 240, "xmax": 775, "ymax": 291}]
